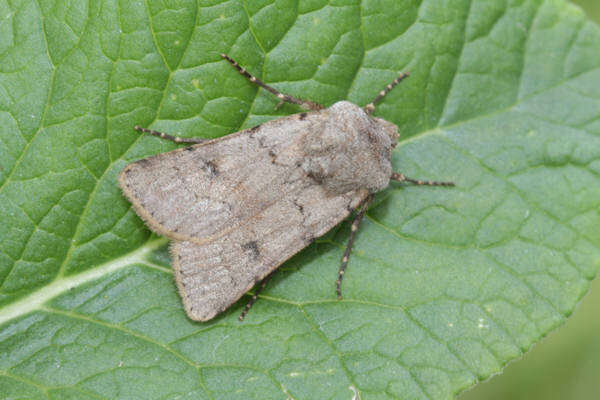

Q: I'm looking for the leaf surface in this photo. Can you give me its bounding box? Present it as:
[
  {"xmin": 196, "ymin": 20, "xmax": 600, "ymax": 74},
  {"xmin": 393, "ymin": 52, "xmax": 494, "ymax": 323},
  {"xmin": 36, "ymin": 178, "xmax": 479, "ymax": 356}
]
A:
[{"xmin": 1, "ymin": 1, "xmax": 599, "ymax": 399}]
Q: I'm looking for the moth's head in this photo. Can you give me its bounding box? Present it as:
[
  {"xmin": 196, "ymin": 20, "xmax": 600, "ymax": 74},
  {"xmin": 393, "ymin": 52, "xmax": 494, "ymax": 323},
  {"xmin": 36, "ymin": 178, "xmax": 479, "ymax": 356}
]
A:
[
  {"xmin": 370, "ymin": 115, "xmax": 399, "ymax": 150},
  {"xmin": 323, "ymin": 101, "xmax": 400, "ymax": 151},
  {"xmin": 302, "ymin": 101, "xmax": 399, "ymax": 194}
]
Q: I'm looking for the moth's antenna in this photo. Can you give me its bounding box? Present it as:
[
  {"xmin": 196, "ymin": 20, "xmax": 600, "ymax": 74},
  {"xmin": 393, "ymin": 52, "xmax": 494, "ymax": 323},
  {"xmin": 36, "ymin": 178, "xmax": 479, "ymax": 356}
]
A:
[
  {"xmin": 391, "ymin": 172, "xmax": 455, "ymax": 187},
  {"xmin": 364, "ymin": 72, "xmax": 410, "ymax": 115},
  {"xmin": 221, "ymin": 53, "xmax": 323, "ymax": 111}
]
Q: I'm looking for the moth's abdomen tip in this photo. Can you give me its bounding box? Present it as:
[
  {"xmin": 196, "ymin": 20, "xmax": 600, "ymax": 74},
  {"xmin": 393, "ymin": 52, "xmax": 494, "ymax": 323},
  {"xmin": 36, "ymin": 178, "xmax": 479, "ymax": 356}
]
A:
[
  {"xmin": 186, "ymin": 307, "xmax": 216, "ymax": 322},
  {"xmin": 187, "ymin": 312, "xmax": 206, "ymax": 322}
]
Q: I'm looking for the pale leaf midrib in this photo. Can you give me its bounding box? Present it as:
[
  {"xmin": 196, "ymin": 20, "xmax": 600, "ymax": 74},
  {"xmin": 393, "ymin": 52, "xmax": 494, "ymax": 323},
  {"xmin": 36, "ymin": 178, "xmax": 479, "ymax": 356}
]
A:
[{"xmin": 0, "ymin": 238, "xmax": 168, "ymax": 325}]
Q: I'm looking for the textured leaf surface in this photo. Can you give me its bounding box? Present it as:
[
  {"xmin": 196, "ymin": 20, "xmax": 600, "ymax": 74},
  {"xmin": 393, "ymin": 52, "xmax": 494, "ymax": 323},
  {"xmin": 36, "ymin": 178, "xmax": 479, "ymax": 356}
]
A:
[{"xmin": 1, "ymin": 1, "xmax": 599, "ymax": 399}]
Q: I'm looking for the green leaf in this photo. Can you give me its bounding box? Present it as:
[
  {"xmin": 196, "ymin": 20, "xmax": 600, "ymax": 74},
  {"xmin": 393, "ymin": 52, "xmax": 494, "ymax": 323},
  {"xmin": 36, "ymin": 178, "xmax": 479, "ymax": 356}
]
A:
[{"xmin": 1, "ymin": 1, "xmax": 599, "ymax": 399}]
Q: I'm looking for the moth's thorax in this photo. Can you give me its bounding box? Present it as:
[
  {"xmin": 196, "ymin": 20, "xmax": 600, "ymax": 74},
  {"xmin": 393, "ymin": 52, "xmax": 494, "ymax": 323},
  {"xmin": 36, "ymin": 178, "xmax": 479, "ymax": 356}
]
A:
[{"xmin": 301, "ymin": 101, "xmax": 399, "ymax": 195}]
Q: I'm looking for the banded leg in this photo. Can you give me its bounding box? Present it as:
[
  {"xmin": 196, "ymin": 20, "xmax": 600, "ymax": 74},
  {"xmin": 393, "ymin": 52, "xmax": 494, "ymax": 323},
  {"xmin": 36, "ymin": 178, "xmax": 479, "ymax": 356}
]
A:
[
  {"xmin": 364, "ymin": 72, "xmax": 410, "ymax": 115},
  {"xmin": 239, "ymin": 271, "xmax": 276, "ymax": 321},
  {"xmin": 336, "ymin": 194, "xmax": 374, "ymax": 300},
  {"xmin": 221, "ymin": 53, "xmax": 323, "ymax": 111},
  {"xmin": 391, "ymin": 172, "xmax": 455, "ymax": 187},
  {"xmin": 134, "ymin": 125, "xmax": 207, "ymax": 144}
]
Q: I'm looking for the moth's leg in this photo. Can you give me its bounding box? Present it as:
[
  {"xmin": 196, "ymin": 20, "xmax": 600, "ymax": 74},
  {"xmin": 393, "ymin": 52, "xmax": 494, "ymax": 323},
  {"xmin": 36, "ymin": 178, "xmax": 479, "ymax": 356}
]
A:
[
  {"xmin": 391, "ymin": 172, "xmax": 455, "ymax": 187},
  {"xmin": 221, "ymin": 53, "xmax": 323, "ymax": 111},
  {"xmin": 364, "ymin": 72, "xmax": 410, "ymax": 115},
  {"xmin": 336, "ymin": 194, "xmax": 374, "ymax": 300},
  {"xmin": 134, "ymin": 125, "xmax": 207, "ymax": 144},
  {"xmin": 239, "ymin": 270, "xmax": 276, "ymax": 321}
]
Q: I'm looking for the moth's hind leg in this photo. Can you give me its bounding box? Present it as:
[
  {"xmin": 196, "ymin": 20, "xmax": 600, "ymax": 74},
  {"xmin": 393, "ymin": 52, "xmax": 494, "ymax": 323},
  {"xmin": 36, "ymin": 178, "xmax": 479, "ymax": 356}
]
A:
[
  {"xmin": 239, "ymin": 270, "xmax": 277, "ymax": 321},
  {"xmin": 391, "ymin": 172, "xmax": 455, "ymax": 187},
  {"xmin": 221, "ymin": 53, "xmax": 323, "ymax": 111},
  {"xmin": 134, "ymin": 125, "xmax": 207, "ymax": 144},
  {"xmin": 336, "ymin": 194, "xmax": 374, "ymax": 300}
]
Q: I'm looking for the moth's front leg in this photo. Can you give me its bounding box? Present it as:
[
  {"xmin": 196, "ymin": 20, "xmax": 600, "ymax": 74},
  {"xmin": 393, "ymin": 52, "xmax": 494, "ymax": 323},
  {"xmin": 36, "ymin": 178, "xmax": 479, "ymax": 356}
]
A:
[{"xmin": 221, "ymin": 53, "xmax": 323, "ymax": 112}]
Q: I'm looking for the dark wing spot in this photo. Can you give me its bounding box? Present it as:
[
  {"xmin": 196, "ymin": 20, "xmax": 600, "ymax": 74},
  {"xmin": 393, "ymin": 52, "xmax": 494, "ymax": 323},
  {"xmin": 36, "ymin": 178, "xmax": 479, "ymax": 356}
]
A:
[
  {"xmin": 307, "ymin": 171, "xmax": 324, "ymax": 184},
  {"xmin": 185, "ymin": 146, "xmax": 195, "ymax": 152},
  {"xmin": 250, "ymin": 124, "xmax": 262, "ymax": 133},
  {"xmin": 242, "ymin": 241, "xmax": 260, "ymax": 260},
  {"xmin": 201, "ymin": 160, "xmax": 219, "ymax": 177},
  {"xmin": 299, "ymin": 112, "xmax": 307, "ymax": 120},
  {"xmin": 268, "ymin": 150, "xmax": 277, "ymax": 163},
  {"xmin": 293, "ymin": 199, "xmax": 304, "ymax": 214}
]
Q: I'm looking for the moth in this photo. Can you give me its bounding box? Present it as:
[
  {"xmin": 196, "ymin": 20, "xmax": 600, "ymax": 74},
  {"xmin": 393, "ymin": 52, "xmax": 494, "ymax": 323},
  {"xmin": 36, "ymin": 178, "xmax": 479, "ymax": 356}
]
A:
[{"xmin": 119, "ymin": 53, "xmax": 454, "ymax": 322}]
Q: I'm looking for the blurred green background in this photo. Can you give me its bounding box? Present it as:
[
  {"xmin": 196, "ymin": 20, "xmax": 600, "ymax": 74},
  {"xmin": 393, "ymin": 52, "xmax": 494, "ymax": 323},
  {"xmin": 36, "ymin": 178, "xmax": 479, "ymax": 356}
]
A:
[
  {"xmin": 460, "ymin": 1, "xmax": 600, "ymax": 399},
  {"xmin": 573, "ymin": 0, "xmax": 600, "ymax": 22}
]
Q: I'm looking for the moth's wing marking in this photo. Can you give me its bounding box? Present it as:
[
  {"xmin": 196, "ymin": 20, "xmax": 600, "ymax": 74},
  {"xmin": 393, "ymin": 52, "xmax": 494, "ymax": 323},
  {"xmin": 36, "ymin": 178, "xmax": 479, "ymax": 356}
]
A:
[
  {"xmin": 171, "ymin": 186, "xmax": 369, "ymax": 321},
  {"xmin": 119, "ymin": 111, "xmax": 326, "ymax": 243}
]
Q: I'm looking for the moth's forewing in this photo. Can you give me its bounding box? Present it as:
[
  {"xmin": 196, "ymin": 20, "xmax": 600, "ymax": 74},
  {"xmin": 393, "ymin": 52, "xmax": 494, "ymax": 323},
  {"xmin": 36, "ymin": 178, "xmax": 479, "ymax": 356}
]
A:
[
  {"xmin": 119, "ymin": 110, "xmax": 370, "ymax": 321},
  {"xmin": 172, "ymin": 185, "xmax": 368, "ymax": 321},
  {"xmin": 118, "ymin": 111, "xmax": 325, "ymax": 243}
]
